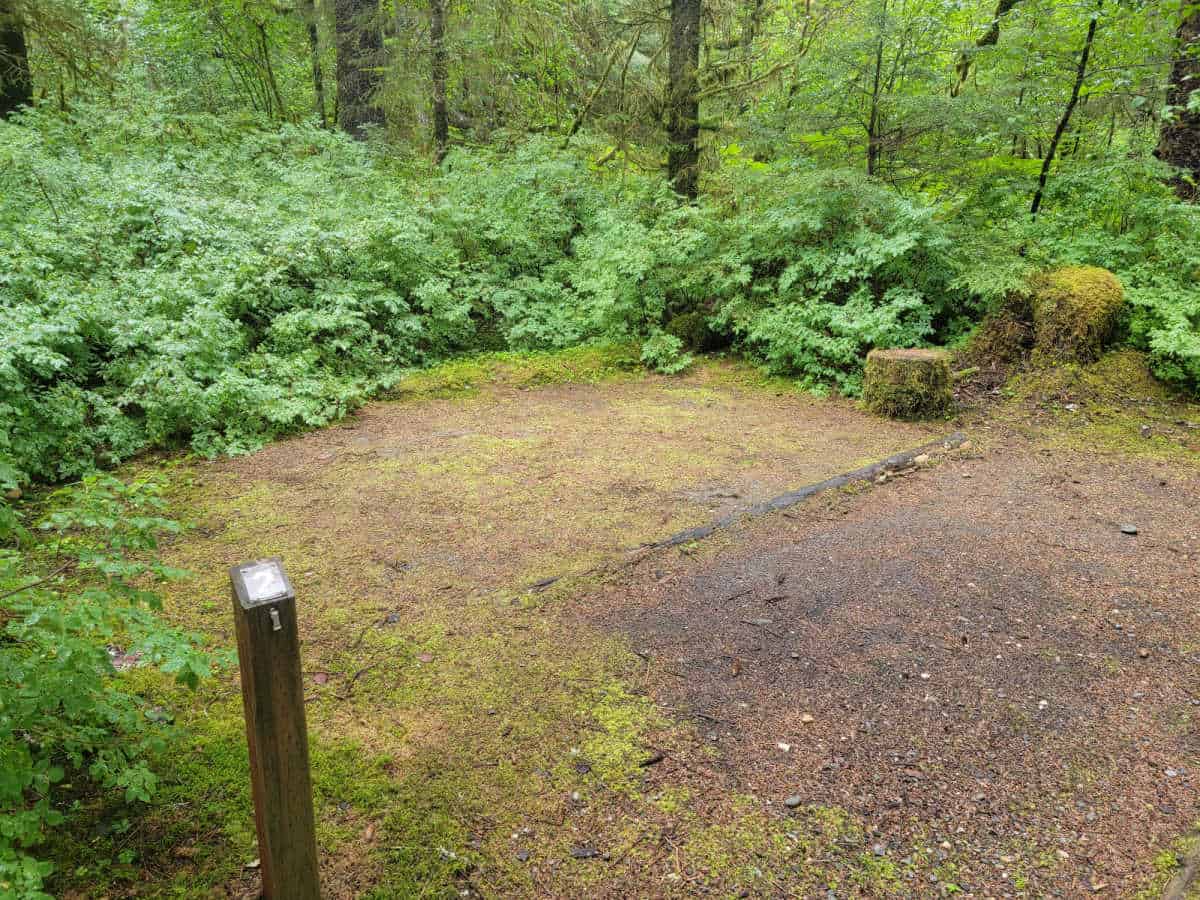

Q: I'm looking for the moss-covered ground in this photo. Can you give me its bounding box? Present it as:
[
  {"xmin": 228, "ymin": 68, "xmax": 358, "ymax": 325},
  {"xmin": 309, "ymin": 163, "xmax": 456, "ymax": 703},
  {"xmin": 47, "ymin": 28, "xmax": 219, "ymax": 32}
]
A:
[
  {"xmin": 48, "ymin": 348, "xmax": 942, "ymax": 898},
  {"xmin": 45, "ymin": 347, "xmax": 1199, "ymax": 898}
]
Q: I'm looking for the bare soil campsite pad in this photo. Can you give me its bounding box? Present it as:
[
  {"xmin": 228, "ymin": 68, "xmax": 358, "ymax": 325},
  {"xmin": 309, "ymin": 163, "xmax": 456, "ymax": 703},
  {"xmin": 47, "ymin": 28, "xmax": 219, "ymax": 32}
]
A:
[{"xmin": 62, "ymin": 355, "xmax": 1200, "ymax": 898}]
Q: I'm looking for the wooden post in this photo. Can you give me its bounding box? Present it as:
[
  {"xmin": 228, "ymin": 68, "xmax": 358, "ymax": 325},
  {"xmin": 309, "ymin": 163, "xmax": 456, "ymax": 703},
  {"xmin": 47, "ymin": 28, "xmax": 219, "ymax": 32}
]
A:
[{"xmin": 230, "ymin": 558, "xmax": 321, "ymax": 899}]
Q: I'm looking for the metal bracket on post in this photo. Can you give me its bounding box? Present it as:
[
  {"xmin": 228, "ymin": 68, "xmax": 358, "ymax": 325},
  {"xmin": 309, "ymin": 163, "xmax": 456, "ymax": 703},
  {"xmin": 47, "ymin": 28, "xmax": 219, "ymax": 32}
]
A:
[{"xmin": 230, "ymin": 558, "xmax": 321, "ymax": 900}]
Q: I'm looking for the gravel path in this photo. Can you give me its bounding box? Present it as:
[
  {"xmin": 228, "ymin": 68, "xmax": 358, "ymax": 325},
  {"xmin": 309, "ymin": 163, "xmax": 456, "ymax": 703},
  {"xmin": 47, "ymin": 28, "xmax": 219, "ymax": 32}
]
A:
[{"xmin": 583, "ymin": 438, "xmax": 1200, "ymax": 896}]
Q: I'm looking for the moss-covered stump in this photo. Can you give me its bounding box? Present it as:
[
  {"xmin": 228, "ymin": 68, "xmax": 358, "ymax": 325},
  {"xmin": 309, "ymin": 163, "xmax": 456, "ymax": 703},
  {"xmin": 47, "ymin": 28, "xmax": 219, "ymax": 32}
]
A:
[
  {"xmin": 1030, "ymin": 266, "xmax": 1124, "ymax": 362},
  {"xmin": 863, "ymin": 348, "xmax": 953, "ymax": 420}
]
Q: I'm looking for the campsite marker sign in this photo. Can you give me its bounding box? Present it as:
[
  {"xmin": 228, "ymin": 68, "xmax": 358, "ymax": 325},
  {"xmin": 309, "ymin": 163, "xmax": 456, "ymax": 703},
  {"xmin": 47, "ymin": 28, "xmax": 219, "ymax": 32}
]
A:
[{"xmin": 230, "ymin": 558, "xmax": 320, "ymax": 899}]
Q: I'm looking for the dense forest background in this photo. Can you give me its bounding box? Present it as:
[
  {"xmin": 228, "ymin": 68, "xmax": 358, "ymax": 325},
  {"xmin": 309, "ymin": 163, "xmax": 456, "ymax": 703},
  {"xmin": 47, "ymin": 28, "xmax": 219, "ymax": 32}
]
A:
[
  {"xmin": 2, "ymin": 0, "xmax": 1200, "ymax": 892},
  {"xmin": 2, "ymin": 0, "xmax": 1200, "ymax": 491}
]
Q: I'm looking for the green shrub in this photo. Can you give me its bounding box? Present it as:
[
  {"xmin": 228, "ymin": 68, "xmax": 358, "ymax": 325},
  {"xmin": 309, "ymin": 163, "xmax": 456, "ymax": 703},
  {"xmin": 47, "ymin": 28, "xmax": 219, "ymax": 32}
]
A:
[
  {"xmin": 953, "ymin": 157, "xmax": 1200, "ymax": 392},
  {"xmin": 0, "ymin": 476, "xmax": 222, "ymax": 897}
]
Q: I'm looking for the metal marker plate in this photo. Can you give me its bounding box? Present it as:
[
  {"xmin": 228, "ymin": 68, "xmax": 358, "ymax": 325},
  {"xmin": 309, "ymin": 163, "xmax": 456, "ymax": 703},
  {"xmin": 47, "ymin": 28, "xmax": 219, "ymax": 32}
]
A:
[{"xmin": 236, "ymin": 560, "xmax": 292, "ymax": 609}]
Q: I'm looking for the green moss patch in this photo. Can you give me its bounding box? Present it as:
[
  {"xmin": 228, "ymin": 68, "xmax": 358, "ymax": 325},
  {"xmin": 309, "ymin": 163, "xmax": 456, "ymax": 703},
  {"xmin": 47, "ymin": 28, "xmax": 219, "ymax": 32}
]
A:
[
  {"xmin": 385, "ymin": 344, "xmax": 642, "ymax": 400},
  {"xmin": 997, "ymin": 350, "xmax": 1200, "ymax": 463},
  {"xmin": 1030, "ymin": 266, "xmax": 1125, "ymax": 362}
]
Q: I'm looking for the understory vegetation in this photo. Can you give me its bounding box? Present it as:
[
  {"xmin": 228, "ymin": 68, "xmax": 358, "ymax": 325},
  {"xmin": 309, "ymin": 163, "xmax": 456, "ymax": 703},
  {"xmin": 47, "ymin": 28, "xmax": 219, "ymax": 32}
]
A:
[
  {"xmin": 3, "ymin": 0, "xmax": 1200, "ymax": 893},
  {"xmin": 3, "ymin": 101, "xmax": 1198, "ymax": 496}
]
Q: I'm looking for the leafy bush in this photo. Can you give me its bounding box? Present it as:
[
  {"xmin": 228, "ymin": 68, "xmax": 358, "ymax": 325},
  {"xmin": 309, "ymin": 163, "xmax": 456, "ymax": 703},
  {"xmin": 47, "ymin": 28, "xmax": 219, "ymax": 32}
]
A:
[
  {"xmin": 0, "ymin": 476, "xmax": 221, "ymax": 898},
  {"xmin": 4, "ymin": 104, "xmax": 1197, "ymax": 503},
  {"xmin": 954, "ymin": 157, "xmax": 1200, "ymax": 391},
  {"xmin": 0, "ymin": 107, "xmax": 987, "ymax": 495}
]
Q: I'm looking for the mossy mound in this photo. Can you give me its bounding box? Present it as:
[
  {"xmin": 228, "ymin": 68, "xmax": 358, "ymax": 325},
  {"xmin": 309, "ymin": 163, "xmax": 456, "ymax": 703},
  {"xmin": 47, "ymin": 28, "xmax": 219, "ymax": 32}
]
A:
[
  {"xmin": 665, "ymin": 311, "xmax": 730, "ymax": 353},
  {"xmin": 862, "ymin": 348, "xmax": 953, "ymax": 420},
  {"xmin": 1030, "ymin": 266, "xmax": 1124, "ymax": 362},
  {"xmin": 963, "ymin": 296, "xmax": 1035, "ymax": 370}
]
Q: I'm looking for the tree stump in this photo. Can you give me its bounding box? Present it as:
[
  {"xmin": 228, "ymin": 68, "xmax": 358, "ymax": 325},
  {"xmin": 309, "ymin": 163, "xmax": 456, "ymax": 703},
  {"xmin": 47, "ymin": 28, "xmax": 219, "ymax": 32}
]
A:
[
  {"xmin": 1030, "ymin": 266, "xmax": 1124, "ymax": 362},
  {"xmin": 863, "ymin": 348, "xmax": 953, "ymax": 420}
]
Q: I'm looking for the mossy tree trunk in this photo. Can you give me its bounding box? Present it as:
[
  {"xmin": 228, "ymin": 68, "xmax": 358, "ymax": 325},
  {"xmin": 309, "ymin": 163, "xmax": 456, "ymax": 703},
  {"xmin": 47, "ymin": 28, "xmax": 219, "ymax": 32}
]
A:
[
  {"xmin": 1030, "ymin": 266, "xmax": 1124, "ymax": 361},
  {"xmin": 951, "ymin": 0, "xmax": 1023, "ymax": 97},
  {"xmin": 430, "ymin": 0, "xmax": 449, "ymax": 164},
  {"xmin": 335, "ymin": 0, "xmax": 385, "ymax": 139},
  {"xmin": 299, "ymin": 0, "xmax": 328, "ymax": 127},
  {"xmin": 1156, "ymin": 5, "xmax": 1200, "ymax": 200},
  {"xmin": 863, "ymin": 349, "xmax": 953, "ymax": 420},
  {"xmin": 667, "ymin": 0, "xmax": 701, "ymax": 199}
]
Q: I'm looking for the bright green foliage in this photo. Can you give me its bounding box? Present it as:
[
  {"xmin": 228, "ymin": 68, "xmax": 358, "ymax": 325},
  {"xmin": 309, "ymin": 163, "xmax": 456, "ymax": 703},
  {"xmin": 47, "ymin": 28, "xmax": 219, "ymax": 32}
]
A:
[
  {"xmin": 712, "ymin": 169, "xmax": 966, "ymax": 394},
  {"xmin": 954, "ymin": 158, "xmax": 1200, "ymax": 390},
  {"xmin": 639, "ymin": 331, "xmax": 694, "ymax": 374},
  {"xmin": 0, "ymin": 475, "xmax": 221, "ymax": 897},
  {"xmin": 0, "ymin": 103, "xmax": 978, "ymax": 492}
]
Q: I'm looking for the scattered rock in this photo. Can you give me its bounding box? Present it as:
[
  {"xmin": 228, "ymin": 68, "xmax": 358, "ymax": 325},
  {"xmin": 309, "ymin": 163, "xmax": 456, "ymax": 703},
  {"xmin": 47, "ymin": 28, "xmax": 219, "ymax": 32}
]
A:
[
  {"xmin": 570, "ymin": 846, "xmax": 600, "ymax": 860},
  {"xmin": 914, "ymin": 454, "xmax": 931, "ymax": 466},
  {"xmin": 1140, "ymin": 425, "xmax": 1152, "ymax": 438},
  {"xmin": 1137, "ymin": 648, "xmax": 1150, "ymax": 659},
  {"xmin": 245, "ymin": 859, "xmax": 261, "ymax": 870},
  {"xmin": 777, "ymin": 742, "xmax": 791, "ymax": 752},
  {"xmin": 800, "ymin": 714, "xmax": 815, "ymax": 724},
  {"xmin": 784, "ymin": 795, "xmax": 803, "ymax": 808},
  {"xmin": 516, "ymin": 849, "xmax": 531, "ymax": 863},
  {"xmin": 1120, "ymin": 524, "xmax": 1138, "ymax": 536}
]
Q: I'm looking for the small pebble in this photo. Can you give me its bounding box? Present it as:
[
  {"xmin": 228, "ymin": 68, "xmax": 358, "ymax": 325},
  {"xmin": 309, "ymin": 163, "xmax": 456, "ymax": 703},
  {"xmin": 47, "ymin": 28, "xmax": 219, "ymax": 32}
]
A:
[
  {"xmin": 784, "ymin": 795, "xmax": 803, "ymax": 808},
  {"xmin": 1120, "ymin": 524, "xmax": 1139, "ymax": 535}
]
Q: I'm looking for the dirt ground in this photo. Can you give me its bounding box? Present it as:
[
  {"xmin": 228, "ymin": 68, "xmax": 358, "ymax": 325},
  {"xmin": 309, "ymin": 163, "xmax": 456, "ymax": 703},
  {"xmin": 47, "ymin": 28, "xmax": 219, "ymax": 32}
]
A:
[
  {"xmin": 582, "ymin": 438, "xmax": 1200, "ymax": 897},
  {"xmin": 76, "ymin": 355, "xmax": 1200, "ymax": 899}
]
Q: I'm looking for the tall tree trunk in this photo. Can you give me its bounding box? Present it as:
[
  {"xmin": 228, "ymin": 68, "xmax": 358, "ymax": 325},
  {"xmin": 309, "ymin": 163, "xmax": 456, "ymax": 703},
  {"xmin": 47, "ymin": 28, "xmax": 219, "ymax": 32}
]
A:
[
  {"xmin": 0, "ymin": 8, "xmax": 32, "ymax": 119},
  {"xmin": 1156, "ymin": 5, "xmax": 1200, "ymax": 200},
  {"xmin": 951, "ymin": 0, "xmax": 1022, "ymax": 96},
  {"xmin": 334, "ymin": 0, "xmax": 384, "ymax": 138},
  {"xmin": 1030, "ymin": 1, "xmax": 1100, "ymax": 217},
  {"xmin": 430, "ymin": 0, "xmax": 448, "ymax": 162},
  {"xmin": 300, "ymin": 0, "xmax": 328, "ymax": 126},
  {"xmin": 736, "ymin": 0, "xmax": 766, "ymax": 114},
  {"xmin": 667, "ymin": 0, "xmax": 702, "ymax": 199},
  {"xmin": 866, "ymin": 0, "xmax": 886, "ymax": 176}
]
